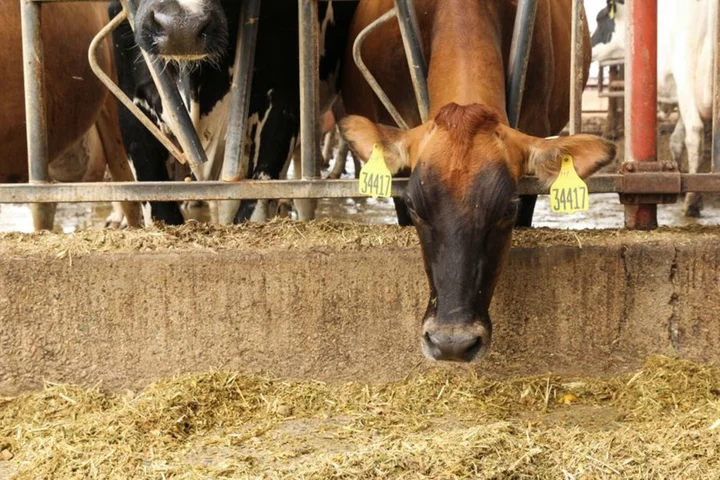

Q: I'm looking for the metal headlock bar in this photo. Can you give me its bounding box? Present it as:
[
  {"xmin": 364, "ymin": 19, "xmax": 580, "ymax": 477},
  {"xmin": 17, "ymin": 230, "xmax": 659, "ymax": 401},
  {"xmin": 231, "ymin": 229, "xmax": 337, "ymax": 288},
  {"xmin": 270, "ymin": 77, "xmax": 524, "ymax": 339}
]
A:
[
  {"xmin": 2, "ymin": 173, "xmax": 720, "ymax": 203},
  {"xmin": 122, "ymin": 0, "xmax": 209, "ymax": 174},
  {"xmin": 352, "ymin": 0, "xmax": 430, "ymax": 127},
  {"xmin": 7, "ymin": 0, "xmax": 720, "ymax": 233},
  {"xmin": 222, "ymin": 0, "xmax": 262, "ymax": 183}
]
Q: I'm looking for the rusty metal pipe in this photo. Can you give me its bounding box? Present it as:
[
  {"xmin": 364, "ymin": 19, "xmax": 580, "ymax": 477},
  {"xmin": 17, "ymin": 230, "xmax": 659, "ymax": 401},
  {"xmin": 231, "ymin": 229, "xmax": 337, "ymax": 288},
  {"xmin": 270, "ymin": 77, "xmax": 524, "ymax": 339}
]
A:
[
  {"xmin": 506, "ymin": 0, "xmax": 537, "ymax": 129},
  {"xmin": 506, "ymin": 0, "xmax": 538, "ymax": 228},
  {"xmin": 221, "ymin": 0, "xmax": 261, "ymax": 182},
  {"xmin": 394, "ymin": 0, "xmax": 429, "ymax": 123},
  {"xmin": 0, "ymin": 175, "xmax": 624, "ymax": 203},
  {"xmin": 20, "ymin": 0, "xmax": 48, "ymax": 185},
  {"xmin": 352, "ymin": 8, "xmax": 409, "ymax": 129},
  {"xmin": 299, "ymin": 0, "xmax": 322, "ymax": 180},
  {"xmin": 20, "ymin": 0, "xmax": 55, "ymax": 230},
  {"xmin": 624, "ymin": 0, "xmax": 658, "ymax": 229},
  {"xmin": 1, "ymin": 172, "xmax": 718, "ymax": 204},
  {"xmin": 569, "ymin": 0, "xmax": 584, "ymax": 135}
]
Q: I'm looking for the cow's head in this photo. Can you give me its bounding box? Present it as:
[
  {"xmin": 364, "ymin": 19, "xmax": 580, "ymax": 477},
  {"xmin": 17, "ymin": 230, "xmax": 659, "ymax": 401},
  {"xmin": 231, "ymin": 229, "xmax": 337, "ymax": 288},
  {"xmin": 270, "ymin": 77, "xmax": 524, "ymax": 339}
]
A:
[
  {"xmin": 341, "ymin": 104, "xmax": 615, "ymax": 362},
  {"xmin": 591, "ymin": 0, "xmax": 626, "ymax": 62},
  {"xmin": 134, "ymin": 0, "xmax": 229, "ymax": 62}
]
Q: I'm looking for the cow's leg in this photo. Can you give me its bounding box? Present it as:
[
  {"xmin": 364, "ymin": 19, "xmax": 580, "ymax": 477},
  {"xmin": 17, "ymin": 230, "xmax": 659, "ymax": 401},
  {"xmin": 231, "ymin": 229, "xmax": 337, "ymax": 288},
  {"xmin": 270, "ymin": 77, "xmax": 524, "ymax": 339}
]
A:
[
  {"xmin": 235, "ymin": 93, "xmax": 310, "ymax": 222},
  {"xmin": 124, "ymin": 130, "xmax": 184, "ymax": 225},
  {"xmin": 672, "ymin": 32, "xmax": 709, "ymax": 218},
  {"xmin": 114, "ymin": 101, "xmax": 183, "ymax": 225},
  {"xmin": 352, "ymin": 152, "xmax": 361, "ymax": 180},
  {"xmin": 30, "ymin": 204, "xmax": 56, "ymax": 231},
  {"xmin": 322, "ymin": 129, "xmax": 336, "ymax": 169},
  {"xmin": 106, "ymin": 203, "xmax": 126, "ymax": 229},
  {"xmin": 115, "ymin": 102, "xmax": 184, "ymax": 225},
  {"xmin": 96, "ymin": 98, "xmax": 141, "ymax": 228},
  {"xmin": 677, "ymin": 109, "xmax": 704, "ymax": 217},
  {"xmin": 669, "ymin": 116, "xmax": 686, "ymax": 166},
  {"xmin": 328, "ymin": 127, "xmax": 349, "ymax": 179}
]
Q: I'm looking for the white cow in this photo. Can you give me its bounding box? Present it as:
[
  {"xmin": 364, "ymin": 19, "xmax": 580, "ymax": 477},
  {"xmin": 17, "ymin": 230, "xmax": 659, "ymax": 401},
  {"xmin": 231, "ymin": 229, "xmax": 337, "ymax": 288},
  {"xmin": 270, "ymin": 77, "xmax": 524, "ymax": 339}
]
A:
[{"xmin": 591, "ymin": 0, "xmax": 717, "ymax": 217}]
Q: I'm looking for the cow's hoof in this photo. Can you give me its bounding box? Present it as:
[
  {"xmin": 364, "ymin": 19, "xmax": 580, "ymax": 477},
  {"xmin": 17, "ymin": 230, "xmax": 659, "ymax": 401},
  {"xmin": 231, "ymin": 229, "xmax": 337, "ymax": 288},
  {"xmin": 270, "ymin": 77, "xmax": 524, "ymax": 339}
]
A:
[
  {"xmin": 105, "ymin": 213, "xmax": 125, "ymax": 229},
  {"xmin": 683, "ymin": 193, "xmax": 703, "ymax": 218}
]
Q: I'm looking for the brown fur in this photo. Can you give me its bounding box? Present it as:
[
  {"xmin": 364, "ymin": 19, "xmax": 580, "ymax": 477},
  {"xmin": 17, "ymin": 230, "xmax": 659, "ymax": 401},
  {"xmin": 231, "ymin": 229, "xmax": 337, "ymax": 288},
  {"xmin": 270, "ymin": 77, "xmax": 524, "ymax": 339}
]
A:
[
  {"xmin": 342, "ymin": 0, "xmax": 587, "ymax": 135},
  {"xmin": 427, "ymin": 104, "xmax": 504, "ymax": 197},
  {"xmin": 339, "ymin": 0, "xmax": 616, "ymax": 363},
  {"xmin": 340, "ymin": 0, "xmax": 615, "ymax": 191},
  {"xmin": 0, "ymin": 1, "xmax": 139, "ymax": 228}
]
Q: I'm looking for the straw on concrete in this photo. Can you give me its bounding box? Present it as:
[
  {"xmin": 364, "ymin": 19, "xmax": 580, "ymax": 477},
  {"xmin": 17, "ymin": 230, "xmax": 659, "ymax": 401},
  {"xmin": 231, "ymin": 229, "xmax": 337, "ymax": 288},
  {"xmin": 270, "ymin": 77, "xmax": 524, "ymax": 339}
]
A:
[
  {"xmin": 1, "ymin": 356, "xmax": 719, "ymax": 478},
  {"xmin": 0, "ymin": 219, "xmax": 717, "ymax": 256}
]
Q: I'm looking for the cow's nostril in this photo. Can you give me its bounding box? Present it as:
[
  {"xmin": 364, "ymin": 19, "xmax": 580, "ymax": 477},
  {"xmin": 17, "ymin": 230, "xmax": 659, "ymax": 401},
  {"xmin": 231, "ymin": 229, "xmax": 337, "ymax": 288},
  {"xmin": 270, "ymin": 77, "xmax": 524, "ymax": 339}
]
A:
[
  {"xmin": 463, "ymin": 337, "xmax": 483, "ymax": 361},
  {"xmin": 151, "ymin": 11, "xmax": 173, "ymax": 34},
  {"xmin": 197, "ymin": 18, "xmax": 212, "ymax": 39},
  {"xmin": 422, "ymin": 329, "xmax": 488, "ymax": 363}
]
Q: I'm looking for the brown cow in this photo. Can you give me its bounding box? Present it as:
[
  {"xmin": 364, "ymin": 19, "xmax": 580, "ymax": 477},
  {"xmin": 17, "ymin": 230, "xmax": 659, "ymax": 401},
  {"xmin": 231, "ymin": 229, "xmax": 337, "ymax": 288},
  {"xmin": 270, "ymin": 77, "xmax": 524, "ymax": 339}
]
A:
[
  {"xmin": 1, "ymin": 1, "xmax": 139, "ymax": 230},
  {"xmin": 340, "ymin": 0, "xmax": 616, "ymax": 362}
]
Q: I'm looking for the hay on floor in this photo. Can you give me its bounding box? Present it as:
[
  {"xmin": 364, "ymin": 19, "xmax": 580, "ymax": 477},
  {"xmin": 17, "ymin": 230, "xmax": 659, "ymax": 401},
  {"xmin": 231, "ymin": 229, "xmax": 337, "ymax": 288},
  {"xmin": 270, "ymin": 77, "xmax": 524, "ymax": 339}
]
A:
[
  {"xmin": 1, "ymin": 356, "xmax": 720, "ymax": 478},
  {"xmin": 0, "ymin": 219, "xmax": 717, "ymax": 257}
]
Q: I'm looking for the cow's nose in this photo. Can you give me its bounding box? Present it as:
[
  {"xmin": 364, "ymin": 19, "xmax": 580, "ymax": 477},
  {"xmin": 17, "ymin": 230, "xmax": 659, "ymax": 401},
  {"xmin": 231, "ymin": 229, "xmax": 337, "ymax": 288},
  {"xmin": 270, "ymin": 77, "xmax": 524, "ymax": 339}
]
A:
[
  {"xmin": 423, "ymin": 332, "xmax": 483, "ymax": 362},
  {"xmin": 421, "ymin": 321, "xmax": 491, "ymax": 362},
  {"xmin": 148, "ymin": 7, "xmax": 213, "ymax": 57}
]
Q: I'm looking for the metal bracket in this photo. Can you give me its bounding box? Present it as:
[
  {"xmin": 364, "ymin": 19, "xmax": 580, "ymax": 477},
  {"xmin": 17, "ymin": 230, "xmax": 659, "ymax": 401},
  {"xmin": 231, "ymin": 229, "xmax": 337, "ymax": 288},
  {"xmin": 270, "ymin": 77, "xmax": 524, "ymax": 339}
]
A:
[
  {"xmin": 352, "ymin": 0, "xmax": 429, "ymax": 129},
  {"xmin": 619, "ymin": 161, "xmax": 680, "ymax": 205}
]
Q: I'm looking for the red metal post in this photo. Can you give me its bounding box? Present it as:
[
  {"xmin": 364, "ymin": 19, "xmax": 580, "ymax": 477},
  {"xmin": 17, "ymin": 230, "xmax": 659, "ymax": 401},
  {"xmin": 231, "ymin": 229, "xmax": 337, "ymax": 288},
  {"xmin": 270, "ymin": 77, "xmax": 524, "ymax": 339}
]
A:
[{"xmin": 624, "ymin": 0, "xmax": 658, "ymax": 229}]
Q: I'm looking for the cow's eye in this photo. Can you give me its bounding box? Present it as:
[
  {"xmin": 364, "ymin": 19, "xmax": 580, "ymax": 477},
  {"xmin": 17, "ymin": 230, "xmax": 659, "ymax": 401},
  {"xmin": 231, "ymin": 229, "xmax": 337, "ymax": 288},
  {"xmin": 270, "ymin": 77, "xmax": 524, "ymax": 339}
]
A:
[
  {"xmin": 403, "ymin": 194, "xmax": 418, "ymax": 216},
  {"xmin": 402, "ymin": 194, "xmax": 414, "ymax": 210},
  {"xmin": 503, "ymin": 198, "xmax": 520, "ymax": 222},
  {"xmin": 403, "ymin": 194, "xmax": 427, "ymax": 224}
]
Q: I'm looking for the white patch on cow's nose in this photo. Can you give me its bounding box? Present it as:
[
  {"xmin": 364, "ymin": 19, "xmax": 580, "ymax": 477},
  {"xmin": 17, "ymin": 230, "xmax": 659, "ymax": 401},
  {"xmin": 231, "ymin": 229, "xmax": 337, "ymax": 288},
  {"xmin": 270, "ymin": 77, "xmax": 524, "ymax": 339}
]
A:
[{"xmin": 177, "ymin": 0, "xmax": 205, "ymax": 16}]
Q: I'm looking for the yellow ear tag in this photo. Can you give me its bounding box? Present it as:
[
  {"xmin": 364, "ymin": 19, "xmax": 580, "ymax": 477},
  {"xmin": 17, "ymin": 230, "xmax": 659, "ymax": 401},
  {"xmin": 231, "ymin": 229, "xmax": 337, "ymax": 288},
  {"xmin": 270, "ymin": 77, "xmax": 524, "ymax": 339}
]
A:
[
  {"xmin": 358, "ymin": 144, "xmax": 393, "ymax": 198},
  {"xmin": 550, "ymin": 155, "xmax": 589, "ymax": 214}
]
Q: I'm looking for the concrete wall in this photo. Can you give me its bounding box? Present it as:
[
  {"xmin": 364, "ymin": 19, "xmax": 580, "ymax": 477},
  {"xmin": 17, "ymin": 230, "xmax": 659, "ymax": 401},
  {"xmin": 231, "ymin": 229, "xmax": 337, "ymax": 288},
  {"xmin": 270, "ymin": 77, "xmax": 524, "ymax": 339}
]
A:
[{"xmin": 1, "ymin": 228, "xmax": 719, "ymax": 394}]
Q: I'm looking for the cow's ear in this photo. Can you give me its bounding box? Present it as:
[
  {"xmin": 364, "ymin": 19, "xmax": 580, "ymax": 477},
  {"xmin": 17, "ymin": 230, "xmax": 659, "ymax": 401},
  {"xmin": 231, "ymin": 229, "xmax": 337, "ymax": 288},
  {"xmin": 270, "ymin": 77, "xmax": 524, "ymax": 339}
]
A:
[
  {"xmin": 339, "ymin": 116, "xmax": 412, "ymax": 174},
  {"xmin": 528, "ymin": 134, "xmax": 617, "ymax": 184}
]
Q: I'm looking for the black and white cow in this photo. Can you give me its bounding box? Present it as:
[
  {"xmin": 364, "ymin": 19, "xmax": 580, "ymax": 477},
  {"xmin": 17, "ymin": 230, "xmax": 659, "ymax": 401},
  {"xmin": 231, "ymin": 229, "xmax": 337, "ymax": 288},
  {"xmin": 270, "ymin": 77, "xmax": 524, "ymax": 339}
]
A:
[
  {"xmin": 110, "ymin": 0, "xmax": 358, "ymax": 224},
  {"xmin": 591, "ymin": 0, "xmax": 716, "ymax": 217}
]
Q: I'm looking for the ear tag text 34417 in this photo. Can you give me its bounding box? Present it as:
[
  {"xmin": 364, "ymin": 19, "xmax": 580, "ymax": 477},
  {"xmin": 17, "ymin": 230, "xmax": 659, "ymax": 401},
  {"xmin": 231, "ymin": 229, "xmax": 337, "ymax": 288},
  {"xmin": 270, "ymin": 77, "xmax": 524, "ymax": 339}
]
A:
[
  {"xmin": 550, "ymin": 155, "xmax": 589, "ymax": 214},
  {"xmin": 359, "ymin": 144, "xmax": 392, "ymax": 198}
]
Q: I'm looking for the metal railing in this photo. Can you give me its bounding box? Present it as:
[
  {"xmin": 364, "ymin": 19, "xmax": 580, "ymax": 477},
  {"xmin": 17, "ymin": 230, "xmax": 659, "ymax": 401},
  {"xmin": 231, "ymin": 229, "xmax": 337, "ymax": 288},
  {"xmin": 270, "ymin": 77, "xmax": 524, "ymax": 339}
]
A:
[{"xmin": 6, "ymin": 0, "xmax": 720, "ymax": 229}]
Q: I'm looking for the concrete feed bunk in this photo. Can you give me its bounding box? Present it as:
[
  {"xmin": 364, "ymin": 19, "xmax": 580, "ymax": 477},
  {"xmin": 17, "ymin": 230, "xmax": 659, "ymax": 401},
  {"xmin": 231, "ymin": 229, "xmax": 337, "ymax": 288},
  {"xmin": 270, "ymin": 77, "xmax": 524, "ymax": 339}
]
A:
[{"xmin": 1, "ymin": 222, "xmax": 719, "ymax": 395}]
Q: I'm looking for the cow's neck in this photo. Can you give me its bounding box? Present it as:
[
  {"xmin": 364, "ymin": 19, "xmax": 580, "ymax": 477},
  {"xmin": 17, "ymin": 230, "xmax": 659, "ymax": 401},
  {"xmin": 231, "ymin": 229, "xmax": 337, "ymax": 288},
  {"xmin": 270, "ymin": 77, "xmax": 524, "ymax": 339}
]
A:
[{"xmin": 427, "ymin": 1, "xmax": 508, "ymax": 124}]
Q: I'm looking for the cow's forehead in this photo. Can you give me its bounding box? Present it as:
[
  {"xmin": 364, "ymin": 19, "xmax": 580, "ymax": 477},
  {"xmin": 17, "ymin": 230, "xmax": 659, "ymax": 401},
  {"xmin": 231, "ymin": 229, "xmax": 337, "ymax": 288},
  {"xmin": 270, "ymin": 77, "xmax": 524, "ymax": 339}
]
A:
[{"xmin": 414, "ymin": 104, "xmax": 522, "ymax": 202}]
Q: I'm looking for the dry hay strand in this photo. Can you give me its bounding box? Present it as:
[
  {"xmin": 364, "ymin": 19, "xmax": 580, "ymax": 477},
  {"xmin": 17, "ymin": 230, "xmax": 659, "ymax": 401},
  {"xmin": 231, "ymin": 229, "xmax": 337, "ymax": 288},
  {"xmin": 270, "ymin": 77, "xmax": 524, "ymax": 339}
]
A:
[
  {"xmin": 2, "ymin": 356, "xmax": 720, "ymax": 479},
  {"xmin": 0, "ymin": 219, "xmax": 718, "ymax": 257},
  {"xmin": 0, "ymin": 219, "xmax": 419, "ymax": 257}
]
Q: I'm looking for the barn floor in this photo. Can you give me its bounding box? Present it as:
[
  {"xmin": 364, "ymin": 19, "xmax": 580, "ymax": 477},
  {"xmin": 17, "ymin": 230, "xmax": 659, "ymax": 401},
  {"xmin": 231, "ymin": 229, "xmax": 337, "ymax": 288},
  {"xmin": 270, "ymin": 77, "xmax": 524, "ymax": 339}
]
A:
[
  {"xmin": 1, "ymin": 356, "xmax": 719, "ymax": 478},
  {"xmin": 1, "ymin": 223, "xmax": 720, "ymax": 477}
]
